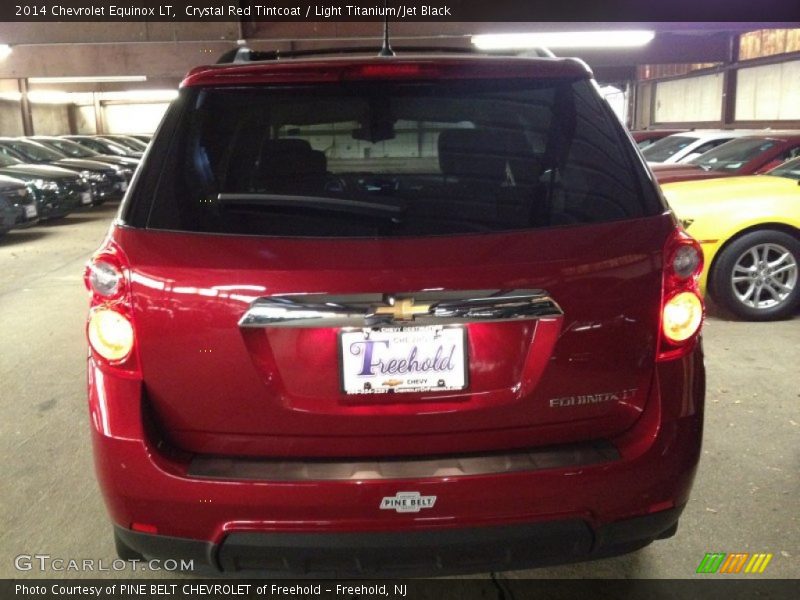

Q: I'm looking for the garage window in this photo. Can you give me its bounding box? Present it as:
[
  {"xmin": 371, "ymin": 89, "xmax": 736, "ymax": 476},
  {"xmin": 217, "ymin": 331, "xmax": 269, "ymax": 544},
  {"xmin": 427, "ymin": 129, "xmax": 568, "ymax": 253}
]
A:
[{"xmin": 735, "ymin": 60, "xmax": 800, "ymax": 121}]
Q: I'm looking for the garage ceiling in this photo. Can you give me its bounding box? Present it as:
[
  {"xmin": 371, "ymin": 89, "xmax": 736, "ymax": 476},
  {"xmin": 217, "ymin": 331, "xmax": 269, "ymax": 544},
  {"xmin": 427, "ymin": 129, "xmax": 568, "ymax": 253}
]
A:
[{"xmin": 0, "ymin": 21, "xmax": 797, "ymax": 84}]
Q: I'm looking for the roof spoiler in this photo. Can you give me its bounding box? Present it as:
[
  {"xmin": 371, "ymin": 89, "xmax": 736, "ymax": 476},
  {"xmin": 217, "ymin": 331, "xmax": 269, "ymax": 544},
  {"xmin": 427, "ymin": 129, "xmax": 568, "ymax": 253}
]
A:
[{"xmin": 216, "ymin": 45, "xmax": 555, "ymax": 64}]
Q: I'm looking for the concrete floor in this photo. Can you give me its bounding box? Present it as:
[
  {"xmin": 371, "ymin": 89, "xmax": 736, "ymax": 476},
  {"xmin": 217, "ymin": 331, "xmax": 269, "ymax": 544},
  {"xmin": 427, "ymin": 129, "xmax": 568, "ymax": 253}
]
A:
[{"xmin": 1, "ymin": 204, "xmax": 798, "ymax": 579}]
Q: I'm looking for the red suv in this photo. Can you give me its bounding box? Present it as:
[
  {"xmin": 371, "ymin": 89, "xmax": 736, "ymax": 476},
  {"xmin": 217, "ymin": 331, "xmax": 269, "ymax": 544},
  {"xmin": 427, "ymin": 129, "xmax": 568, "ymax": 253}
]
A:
[{"xmin": 84, "ymin": 50, "xmax": 706, "ymax": 577}]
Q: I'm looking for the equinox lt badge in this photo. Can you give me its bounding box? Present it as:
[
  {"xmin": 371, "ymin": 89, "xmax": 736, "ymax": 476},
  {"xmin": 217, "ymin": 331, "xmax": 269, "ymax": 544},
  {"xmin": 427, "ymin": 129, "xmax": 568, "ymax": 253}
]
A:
[{"xmin": 380, "ymin": 492, "xmax": 437, "ymax": 513}]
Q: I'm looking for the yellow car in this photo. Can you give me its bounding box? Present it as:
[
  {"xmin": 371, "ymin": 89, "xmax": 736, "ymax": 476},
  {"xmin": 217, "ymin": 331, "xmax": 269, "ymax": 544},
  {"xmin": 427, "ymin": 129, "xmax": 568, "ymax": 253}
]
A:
[{"xmin": 661, "ymin": 157, "xmax": 800, "ymax": 320}]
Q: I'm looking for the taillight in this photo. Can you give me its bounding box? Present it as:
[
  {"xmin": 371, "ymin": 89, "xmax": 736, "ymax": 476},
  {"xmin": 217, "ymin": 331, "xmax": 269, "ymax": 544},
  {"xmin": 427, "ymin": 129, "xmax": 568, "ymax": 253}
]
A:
[
  {"xmin": 84, "ymin": 242, "xmax": 139, "ymax": 372},
  {"xmin": 355, "ymin": 64, "xmax": 424, "ymax": 77},
  {"xmin": 662, "ymin": 292, "xmax": 703, "ymax": 343},
  {"xmin": 86, "ymin": 260, "xmax": 124, "ymax": 298},
  {"xmin": 87, "ymin": 307, "xmax": 134, "ymax": 361},
  {"xmin": 343, "ymin": 63, "xmax": 439, "ymax": 80},
  {"xmin": 658, "ymin": 229, "xmax": 704, "ymax": 361}
]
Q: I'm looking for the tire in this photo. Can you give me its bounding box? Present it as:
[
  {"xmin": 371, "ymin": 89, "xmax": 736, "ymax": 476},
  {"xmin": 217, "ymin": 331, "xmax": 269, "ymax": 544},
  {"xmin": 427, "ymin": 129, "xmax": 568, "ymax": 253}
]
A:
[
  {"xmin": 114, "ymin": 530, "xmax": 145, "ymax": 561},
  {"xmin": 710, "ymin": 229, "xmax": 800, "ymax": 321}
]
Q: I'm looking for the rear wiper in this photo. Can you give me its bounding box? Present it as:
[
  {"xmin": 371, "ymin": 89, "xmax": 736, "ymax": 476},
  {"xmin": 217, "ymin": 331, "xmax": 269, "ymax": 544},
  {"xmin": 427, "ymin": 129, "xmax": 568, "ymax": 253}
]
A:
[{"xmin": 217, "ymin": 193, "xmax": 405, "ymax": 219}]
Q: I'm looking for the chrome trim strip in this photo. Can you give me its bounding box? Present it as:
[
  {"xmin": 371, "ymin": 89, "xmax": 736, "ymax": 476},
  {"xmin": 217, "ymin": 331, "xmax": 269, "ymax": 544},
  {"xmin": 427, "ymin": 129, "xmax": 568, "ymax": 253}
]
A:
[
  {"xmin": 238, "ymin": 289, "xmax": 563, "ymax": 328},
  {"xmin": 188, "ymin": 441, "xmax": 618, "ymax": 482}
]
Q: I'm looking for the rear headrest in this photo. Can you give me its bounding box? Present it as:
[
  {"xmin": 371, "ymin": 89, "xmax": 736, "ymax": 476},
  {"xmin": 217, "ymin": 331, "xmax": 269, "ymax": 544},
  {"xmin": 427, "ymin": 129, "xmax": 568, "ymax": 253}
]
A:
[
  {"xmin": 308, "ymin": 150, "xmax": 327, "ymax": 174},
  {"xmin": 261, "ymin": 138, "xmax": 312, "ymax": 156},
  {"xmin": 257, "ymin": 138, "xmax": 327, "ymax": 180},
  {"xmin": 438, "ymin": 129, "xmax": 540, "ymax": 183}
]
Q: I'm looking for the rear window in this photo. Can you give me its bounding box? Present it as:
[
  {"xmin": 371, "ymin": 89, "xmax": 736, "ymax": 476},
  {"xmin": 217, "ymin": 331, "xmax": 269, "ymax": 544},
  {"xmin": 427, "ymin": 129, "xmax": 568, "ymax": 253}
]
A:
[{"xmin": 135, "ymin": 78, "xmax": 660, "ymax": 238}]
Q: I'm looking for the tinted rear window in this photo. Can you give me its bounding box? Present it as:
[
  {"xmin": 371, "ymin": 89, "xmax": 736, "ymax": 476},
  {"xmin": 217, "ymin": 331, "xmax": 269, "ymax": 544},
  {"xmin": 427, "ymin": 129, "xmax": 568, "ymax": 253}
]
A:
[{"xmin": 136, "ymin": 78, "xmax": 660, "ymax": 238}]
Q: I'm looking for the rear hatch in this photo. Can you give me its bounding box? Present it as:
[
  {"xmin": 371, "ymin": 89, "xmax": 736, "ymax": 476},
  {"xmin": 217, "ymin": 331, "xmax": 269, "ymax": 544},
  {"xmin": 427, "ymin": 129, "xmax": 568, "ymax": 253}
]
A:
[{"xmin": 118, "ymin": 58, "xmax": 669, "ymax": 458}]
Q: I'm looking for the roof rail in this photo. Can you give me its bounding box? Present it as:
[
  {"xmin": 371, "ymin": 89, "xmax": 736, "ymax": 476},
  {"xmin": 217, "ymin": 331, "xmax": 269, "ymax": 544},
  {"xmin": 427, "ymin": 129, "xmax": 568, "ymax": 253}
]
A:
[{"xmin": 216, "ymin": 45, "xmax": 554, "ymax": 64}]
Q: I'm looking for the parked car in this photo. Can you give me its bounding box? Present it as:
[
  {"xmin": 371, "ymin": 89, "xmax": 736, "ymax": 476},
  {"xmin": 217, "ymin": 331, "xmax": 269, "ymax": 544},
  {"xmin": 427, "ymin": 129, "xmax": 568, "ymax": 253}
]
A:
[
  {"xmin": 0, "ymin": 154, "xmax": 90, "ymax": 220},
  {"xmin": 99, "ymin": 135, "xmax": 148, "ymax": 154},
  {"xmin": 127, "ymin": 134, "xmax": 152, "ymax": 144},
  {"xmin": 662, "ymin": 157, "xmax": 800, "ymax": 320},
  {"xmin": 86, "ymin": 51, "xmax": 706, "ymax": 577},
  {"xmin": 642, "ymin": 130, "xmax": 758, "ymax": 164},
  {"xmin": 0, "ymin": 138, "xmax": 125, "ymax": 204},
  {"xmin": 64, "ymin": 135, "xmax": 141, "ymax": 159},
  {"xmin": 652, "ymin": 133, "xmax": 800, "ymax": 184},
  {"xmin": 0, "ymin": 191, "xmax": 16, "ymax": 236},
  {"xmin": 631, "ymin": 129, "xmax": 689, "ymax": 150},
  {"xmin": 31, "ymin": 136, "xmax": 139, "ymax": 174},
  {"xmin": 0, "ymin": 176, "xmax": 29, "ymax": 236},
  {"xmin": 0, "ymin": 174, "xmax": 38, "ymax": 231}
]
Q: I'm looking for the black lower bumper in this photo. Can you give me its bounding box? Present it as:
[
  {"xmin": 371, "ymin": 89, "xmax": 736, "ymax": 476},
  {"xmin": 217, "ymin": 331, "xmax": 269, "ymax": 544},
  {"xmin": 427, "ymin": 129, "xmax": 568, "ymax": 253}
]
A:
[
  {"xmin": 13, "ymin": 215, "xmax": 40, "ymax": 228},
  {"xmin": 114, "ymin": 506, "xmax": 682, "ymax": 578}
]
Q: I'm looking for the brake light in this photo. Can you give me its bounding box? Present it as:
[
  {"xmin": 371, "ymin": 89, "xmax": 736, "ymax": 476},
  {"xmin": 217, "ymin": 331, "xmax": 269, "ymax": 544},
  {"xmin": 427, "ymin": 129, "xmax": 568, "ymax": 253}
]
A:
[
  {"xmin": 344, "ymin": 63, "xmax": 436, "ymax": 79},
  {"xmin": 658, "ymin": 229, "xmax": 704, "ymax": 361},
  {"xmin": 84, "ymin": 242, "xmax": 140, "ymax": 372},
  {"xmin": 663, "ymin": 292, "xmax": 703, "ymax": 343},
  {"xmin": 88, "ymin": 307, "xmax": 134, "ymax": 361}
]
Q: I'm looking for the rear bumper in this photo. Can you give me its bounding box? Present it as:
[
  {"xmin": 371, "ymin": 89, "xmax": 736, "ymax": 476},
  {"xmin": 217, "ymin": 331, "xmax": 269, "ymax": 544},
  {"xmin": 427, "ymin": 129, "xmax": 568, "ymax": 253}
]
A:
[
  {"xmin": 88, "ymin": 345, "xmax": 704, "ymax": 576},
  {"xmin": 0, "ymin": 206, "xmax": 16, "ymax": 231},
  {"xmin": 13, "ymin": 209, "xmax": 39, "ymax": 228},
  {"xmin": 115, "ymin": 506, "xmax": 682, "ymax": 577}
]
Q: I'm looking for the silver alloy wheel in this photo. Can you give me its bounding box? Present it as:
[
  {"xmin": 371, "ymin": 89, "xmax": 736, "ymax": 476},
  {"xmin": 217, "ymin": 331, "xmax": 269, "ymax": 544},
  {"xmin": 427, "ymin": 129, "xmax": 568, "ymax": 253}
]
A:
[{"xmin": 731, "ymin": 243, "xmax": 798, "ymax": 309}]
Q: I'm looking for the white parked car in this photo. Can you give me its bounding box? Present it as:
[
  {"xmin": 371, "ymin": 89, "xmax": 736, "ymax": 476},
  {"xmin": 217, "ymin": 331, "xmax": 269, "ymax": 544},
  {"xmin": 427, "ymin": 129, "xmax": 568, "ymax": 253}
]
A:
[{"xmin": 642, "ymin": 130, "xmax": 761, "ymax": 164}]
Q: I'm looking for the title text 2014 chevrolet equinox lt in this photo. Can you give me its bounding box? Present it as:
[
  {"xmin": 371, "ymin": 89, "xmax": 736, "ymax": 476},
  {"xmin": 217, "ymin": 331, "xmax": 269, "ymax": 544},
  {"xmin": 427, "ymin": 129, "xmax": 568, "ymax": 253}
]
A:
[{"xmin": 85, "ymin": 52, "xmax": 706, "ymax": 577}]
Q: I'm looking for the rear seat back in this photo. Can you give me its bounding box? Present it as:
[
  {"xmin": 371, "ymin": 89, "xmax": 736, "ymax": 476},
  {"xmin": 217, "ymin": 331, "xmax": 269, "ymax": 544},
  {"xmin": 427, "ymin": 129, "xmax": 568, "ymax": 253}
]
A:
[{"xmin": 254, "ymin": 138, "xmax": 328, "ymax": 194}]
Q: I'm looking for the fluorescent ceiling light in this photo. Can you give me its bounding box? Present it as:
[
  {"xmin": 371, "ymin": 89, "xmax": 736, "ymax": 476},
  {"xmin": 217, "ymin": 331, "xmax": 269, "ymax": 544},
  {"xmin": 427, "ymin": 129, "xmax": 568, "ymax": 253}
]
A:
[
  {"xmin": 27, "ymin": 75, "xmax": 147, "ymax": 84},
  {"xmin": 472, "ymin": 30, "xmax": 655, "ymax": 50},
  {"xmin": 27, "ymin": 91, "xmax": 92, "ymax": 104},
  {"xmin": 0, "ymin": 44, "xmax": 11, "ymax": 59},
  {"xmin": 99, "ymin": 89, "xmax": 177, "ymax": 102},
  {"xmin": 24, "ymin": 89, "xmax": 178, "ymax": 104}
]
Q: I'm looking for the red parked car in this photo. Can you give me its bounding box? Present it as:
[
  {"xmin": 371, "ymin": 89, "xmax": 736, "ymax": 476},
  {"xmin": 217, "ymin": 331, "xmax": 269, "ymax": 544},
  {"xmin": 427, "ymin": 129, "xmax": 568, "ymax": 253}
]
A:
[
  {"xmin": 651, "ymin": 133, "xmax": 800, "ymax": 184},
  {"xmin": 84, "ymin": 49, "xmax": 706, "ymax": 577}
]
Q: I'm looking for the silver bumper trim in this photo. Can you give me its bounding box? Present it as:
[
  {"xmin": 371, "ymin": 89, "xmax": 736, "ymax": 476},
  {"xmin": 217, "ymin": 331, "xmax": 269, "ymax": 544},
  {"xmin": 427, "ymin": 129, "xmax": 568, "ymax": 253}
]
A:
[{"xmin": 238, "ymin": 289, "xmax": 563, "ymax": 328}]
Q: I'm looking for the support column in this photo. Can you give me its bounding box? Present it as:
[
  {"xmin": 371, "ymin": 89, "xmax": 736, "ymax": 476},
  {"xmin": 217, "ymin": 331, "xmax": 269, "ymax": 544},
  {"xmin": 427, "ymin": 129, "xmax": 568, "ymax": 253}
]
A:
[
  {"xmin": 66, "ymin": 104, "xmax": 79, "ymax": 135},
  {"xmin": 626, "ymin": 80, "xmax": 636, "ymax": 129},
  {"xmin": 721, "ymin": 33, "xmax": 740, "ymax": 127},
  {"xmin": 18, "ymin": 79, "xmax": 34, "ymax": 135},
  {"xmin": 93, "ymin": 92, "xmax": 104, "ymax": 134}
]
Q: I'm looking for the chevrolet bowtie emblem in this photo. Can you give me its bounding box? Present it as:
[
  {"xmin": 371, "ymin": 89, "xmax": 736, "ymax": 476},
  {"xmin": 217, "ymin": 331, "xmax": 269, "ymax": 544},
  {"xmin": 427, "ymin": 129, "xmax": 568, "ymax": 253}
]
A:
[{"xmin": 374, "ymin": 298, "xmax": 431, "ymax": 321}]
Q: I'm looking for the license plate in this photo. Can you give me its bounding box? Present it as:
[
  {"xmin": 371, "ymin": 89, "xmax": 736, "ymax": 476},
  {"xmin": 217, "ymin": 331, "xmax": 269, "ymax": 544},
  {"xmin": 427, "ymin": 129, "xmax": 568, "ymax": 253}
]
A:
[
  {"xmin": 81, "ymin": 192, "xmax": 92, "ymax": 205},
  {"xmin": 340, "ymin": 326, "xmax": 467, "ymax": 395},
  {"xmin": 24, "ymin": 205, "xmax": 37, "ymax": 218}
]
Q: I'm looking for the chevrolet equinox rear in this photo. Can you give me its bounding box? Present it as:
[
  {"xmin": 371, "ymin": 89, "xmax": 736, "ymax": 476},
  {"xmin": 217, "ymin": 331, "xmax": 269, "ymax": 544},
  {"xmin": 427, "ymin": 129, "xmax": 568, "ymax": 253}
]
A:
[{"xmin": 85, "ymin": 52, "xmax": 705, "ymax": 577}]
